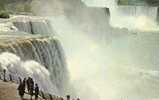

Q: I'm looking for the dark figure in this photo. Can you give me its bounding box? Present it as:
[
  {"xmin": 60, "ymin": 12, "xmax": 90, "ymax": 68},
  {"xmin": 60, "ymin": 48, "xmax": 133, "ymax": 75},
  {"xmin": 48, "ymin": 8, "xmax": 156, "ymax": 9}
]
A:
[
  {"xmin": 77, "ymin": 98, "xmax": 80, "ymax": 100},
  {"xmin": 3, "ymin": 69, "xmax": 7, "ymax": 82},
  {"xmin": 17, "ymin": 81, "xmax": 25, "ymax": 100},
  {"xmin": 29, "ymin": 78, "xmax": 34, "ymax": 100},
  {"xmin": 49, "ymin": 94, "xmax": 53, "ymax": 100},
  {"xmin": 26, "ymin": 77, "xmax": 34, "ymax": 93},
  {"xmin": 22, "ymin": 78, "xmax": 26, "ymax": 91},
  {"xmin": 26, "ymin": 77, "xmax": 31, "ymax": 92},
  {"xmin": 66, "ymin": 95, "xmax": 70, "ymax": 100},
  {"xmin": 60, "ymin": 97, "xmax": 64, "ymax": 100},
  {"xmin": 34, "ymin": 83, "xmax": 39, "ymax": 100}
]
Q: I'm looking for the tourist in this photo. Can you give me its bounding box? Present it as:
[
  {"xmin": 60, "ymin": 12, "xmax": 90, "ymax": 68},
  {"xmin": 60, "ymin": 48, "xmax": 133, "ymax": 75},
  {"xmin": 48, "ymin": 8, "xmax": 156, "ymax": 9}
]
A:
[
  {"xmin": 29, "ymin": 78, "xmax": 34, "ymax": 100},
  {"xmin": 60, "ymin": 97, "xmax": 64, "ymax": 100},
  {"xmin": 27, "ymin": 77, "xmax": 31, "ymax": 92},
  {"xmin": 66, "ymin": 95, "xmax": 70, "ymax": 100},
  {"xmin": 17, "ymin": 81, "xmax": 25, "ymax": 100},
  {"xmin": 49, "ymin": 94, "xmax": 53, "ymax": 100},
  {"xmin": 3, "ymin": 69, "xmax": 7, "ymax": 82},
  {"xmin": 22, "ymin": 78, "xmax": 26, "ymax": 91},
  {"xmin": 61, "ymin": 97, "xmax": 64, "ymax": 100},
  {"xmin": 35, "ymin": 83, "xmax": 39, "ymax": 100},
  {"xmin": 26, "ymin": 77, "xmax": 32, "ymax": 93}
]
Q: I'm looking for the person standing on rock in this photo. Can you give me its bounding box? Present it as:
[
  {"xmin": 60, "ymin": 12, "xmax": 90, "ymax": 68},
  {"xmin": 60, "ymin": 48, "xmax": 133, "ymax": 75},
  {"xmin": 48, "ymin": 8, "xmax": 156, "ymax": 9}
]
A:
[
  {"xmin": 22, "ymin": 78, "xmax": 26, "ymax": 92},
  {"xmin": 3, "ymin": 69, "xmax": 7, "ymax": 82},
  {"xmin": 60, "ymin": 97, "xmax": 64, "ymax": 100},
  {"xmin": 26, "ymin": 77, "xmax": 32, "ymax": 93},
  {"xmin": 27, "ymin": 77, "xmax": 30, "ymax": 92},
  {"xmin": 17, "ymin": 80, "xmax": 25, "ymax": 100},
  {"xmin": 35, "ymin": 83, "xmax": 39, "ymax": 100},
  {"xmin": 30, "ymin": 78, "xmax": 34, "ymax": 100},
  {"xmin": 66, "ymin": 95, "xmax": 70, "ymax": 100}
]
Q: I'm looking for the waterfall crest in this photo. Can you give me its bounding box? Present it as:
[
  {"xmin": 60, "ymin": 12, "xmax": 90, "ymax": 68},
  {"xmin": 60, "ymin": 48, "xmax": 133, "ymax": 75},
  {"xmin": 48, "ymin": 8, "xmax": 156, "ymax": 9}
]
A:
[
  {"xmin": 83, "ymin": 0, "xmax": 159, "ymax": 31},
  {"xmin": 0, "ymin": 15, "xmax": 55, "ymax": 35}
]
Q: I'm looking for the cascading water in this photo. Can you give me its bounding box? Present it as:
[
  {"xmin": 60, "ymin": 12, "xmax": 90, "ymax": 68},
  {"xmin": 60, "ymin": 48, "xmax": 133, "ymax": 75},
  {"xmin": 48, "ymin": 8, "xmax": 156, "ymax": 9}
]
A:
[
  {"xmin": 27, "ymin": 0, "xmax": 159, "ymax": 100},
  {"xmin": 0, "ymin": 52, "xmax": 57, "ymax": 93},
  {"xmin": 83, "ymin": 0, "xmax": 159, "ymax": 31},
  {"xmin": 1, "ymin": 0, "xmax": 159, "ymax": 100},
  {"xmin": 0, "ymin": 34, "xmax": 69, "ymax": 96},
  {"xmin": 11, "ymin": 15, "xmax": 55, "ymax": 35},
  {"xmin": 0, "ymin": 15, "xmax": 55, "ymax": 34}
]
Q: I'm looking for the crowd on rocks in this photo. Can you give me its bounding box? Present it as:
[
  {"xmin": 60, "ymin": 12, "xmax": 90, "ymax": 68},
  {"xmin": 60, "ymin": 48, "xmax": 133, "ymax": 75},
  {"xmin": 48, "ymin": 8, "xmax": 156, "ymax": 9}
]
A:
[
  {"xmin": 17, "ymin": 77, "xmax": 39, "ymax": 100},
  {"xmin": 64, "ymin": 95, "xmax": 80, "ymax": 100},
  {"xmin": 1, "ymin": 69, "xmax": 40, "ymax": 100},
  {"xmin": 1, "ymin": 69, "xmax": 81, "ymax": 100}
]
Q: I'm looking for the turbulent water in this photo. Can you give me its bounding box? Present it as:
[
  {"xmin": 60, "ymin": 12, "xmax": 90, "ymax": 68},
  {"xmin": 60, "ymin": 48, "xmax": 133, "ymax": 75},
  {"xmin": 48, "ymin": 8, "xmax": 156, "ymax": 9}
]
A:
[
  {"xmin": 0, "ymin": 15, "xmax": 55, "ymax": 34},
  {"xmin": 12, "ymin": 16, "xmax": 55, "ymax": 34},
  {"xmin": 1, "ymin": 0, "xmax": 159, "ymax": 100},
  {"xmin": 29, "ymin": 0, "xmax": 159, "ymax": 100},
  {"xmin": 83, "ymin": 0, "xmax": 159, "ymax": 31},
  {"xmin": 101, "ymin": 33, "xmax": 159, "ymax": 100},
  {"xmin": 0, "ymin": 34, "xmax": 68, "ymax": 96}
]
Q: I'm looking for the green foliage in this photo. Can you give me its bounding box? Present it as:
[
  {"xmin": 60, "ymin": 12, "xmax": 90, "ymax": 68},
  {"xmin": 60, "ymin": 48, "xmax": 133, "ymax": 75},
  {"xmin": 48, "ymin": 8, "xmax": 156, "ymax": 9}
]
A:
[{"xmin": 0, "ymin": 11, "xmax": 10, "ymax": 18}]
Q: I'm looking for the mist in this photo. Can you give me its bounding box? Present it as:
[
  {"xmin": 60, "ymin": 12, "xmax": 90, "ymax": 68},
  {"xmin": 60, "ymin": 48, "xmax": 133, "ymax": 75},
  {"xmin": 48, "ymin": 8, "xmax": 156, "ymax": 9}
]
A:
[
  {"xmin": 30, "ymin": 0, "xmax": 159, "ymax": 100},
  {"xmin": 0, "ymin": 52, "xmax": 59, "ymax": 94}
]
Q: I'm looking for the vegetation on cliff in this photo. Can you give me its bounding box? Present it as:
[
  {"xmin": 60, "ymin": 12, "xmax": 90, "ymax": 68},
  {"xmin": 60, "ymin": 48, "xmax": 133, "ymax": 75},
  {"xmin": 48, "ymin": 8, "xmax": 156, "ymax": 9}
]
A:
[{"xmin": 0, "ymin": 11, "xmax": 10, "ymax": 18}]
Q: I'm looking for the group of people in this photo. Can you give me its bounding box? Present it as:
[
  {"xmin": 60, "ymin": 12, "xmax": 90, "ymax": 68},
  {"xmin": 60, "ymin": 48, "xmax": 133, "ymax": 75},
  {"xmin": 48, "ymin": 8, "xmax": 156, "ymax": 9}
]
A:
[
  {"xmin": 17, "ymin": 77, "xmax": 39, "ymax": 100},
  {"xmin": 64, "ymin": 95, "xmax": 80, "ymax": 100},
  {"xmin": 1, "ymin": 69, "xmax": 81, "ymax": 100}
]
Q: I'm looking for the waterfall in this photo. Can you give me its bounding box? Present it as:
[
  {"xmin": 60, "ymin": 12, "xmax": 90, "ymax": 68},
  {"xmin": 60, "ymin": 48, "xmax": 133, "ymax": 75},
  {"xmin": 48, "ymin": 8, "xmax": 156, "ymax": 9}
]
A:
[
  {"xmin": 0, "ymin": 35, "xmax": 68, "ymax": 96},
  {"xmin": 12, "ymin": 15, "xmax": 55, "ymax": 34},
  {"xmin": 83, "ymin": 0, "xmax": 159, "ymax": 31},
  {"xmin": 27, "ymin": 0, "xmax": 159, "ymax": 100},
  {"xmin": 0, "ymin": 52, "xmax": 58, "ymax": 94},
  {"xmin": 1, "ymin": 0, "xmax": 159, "ymax": 100},
  {"xmin": 0, "ymin": 15, "xmax": 54, "ymax": 35},
  {"xmin": 109, "ymin": 5, "xmax": 158, "ymax": 30}
]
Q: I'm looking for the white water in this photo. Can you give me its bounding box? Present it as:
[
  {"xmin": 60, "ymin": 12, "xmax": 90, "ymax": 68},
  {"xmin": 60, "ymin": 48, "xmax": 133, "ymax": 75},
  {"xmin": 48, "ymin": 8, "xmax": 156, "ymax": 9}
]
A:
[
  {"xmin": 0, "ymin": 52, "xmax": 59, "ymax": 94},
  {"xmin": 1, "ymin": 0, "xmax": 159, "ymax": 100},
  {"xmin": 31, "ymin": 0, "xmax": 159, "ymax": 100},
  {"xmin": 83, "ymin": 0, "xmax": 159, "ymax": 31},
  {"xmin": 0, "ymin": 15, "xmax": 54, "ymax": 34},
  {"xmin": 50, "ymin": 16, "xmax": 159, "ymax": 100},
  {"xmin": 0, "ymin": 34, "xmax": 69, "ymax": 96}
]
